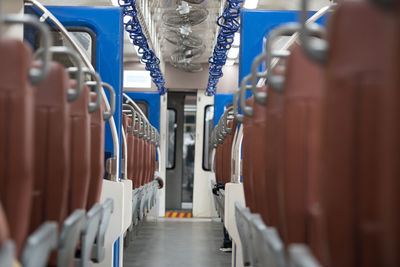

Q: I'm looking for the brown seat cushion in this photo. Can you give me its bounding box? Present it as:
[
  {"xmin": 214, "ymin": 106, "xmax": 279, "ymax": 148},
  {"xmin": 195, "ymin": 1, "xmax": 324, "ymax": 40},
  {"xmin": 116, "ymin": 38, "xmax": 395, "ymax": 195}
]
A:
[
  {"xmin": 68, "ymin": 83, "xmax": 91, "ymax": 213},
  {"xmin": 280, "ymin": 45, "xmax": 326, "ymax": 262},
  {"xmin": 87, "ymin": 92, "xmax": 105, "ymax": 209},
  {"xmin": 242, "ymin": 97, "xmax": 255, "ymax": 211},
  {"xmin": 264, "ymin": 84, "xmax": 285, "ymax": 238},
  {"xmin": 320, "ymin": 2, "xmax": 387, "ymax": 266},
  {"xmin": 30, "ymin": 62, "xmax": 71, "ymax": 235},
  {"xmin": 250, "ymin": 86, "xmax": 270, "ymax": 224},
  {"xmin": 0, "ymin": 39, "xmax": 35, "ymax": 256}
]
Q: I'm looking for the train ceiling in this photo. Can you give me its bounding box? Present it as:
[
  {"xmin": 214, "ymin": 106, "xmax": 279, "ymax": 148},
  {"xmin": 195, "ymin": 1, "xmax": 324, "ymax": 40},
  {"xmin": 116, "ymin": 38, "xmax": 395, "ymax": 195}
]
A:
[{"xmin": 38, "ymin": 0, "xmax": 330, "ymax": 67}]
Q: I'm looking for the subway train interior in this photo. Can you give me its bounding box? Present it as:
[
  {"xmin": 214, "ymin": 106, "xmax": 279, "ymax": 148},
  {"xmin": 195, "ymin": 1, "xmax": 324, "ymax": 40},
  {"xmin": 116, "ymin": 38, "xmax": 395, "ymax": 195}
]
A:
[{"xmin": 0, "ymin": 0, "xmax": 399, "ymax": 266}]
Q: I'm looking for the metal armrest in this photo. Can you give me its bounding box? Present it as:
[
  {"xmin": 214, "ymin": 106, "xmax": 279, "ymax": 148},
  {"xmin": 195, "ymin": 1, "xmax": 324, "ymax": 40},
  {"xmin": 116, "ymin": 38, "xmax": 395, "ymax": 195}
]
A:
[
  {"xmin": 131, "ymin": 189, "xmax": 140, "ymax": 226},
  {"xmin": 91, "ymin": 198, "xmax": 114, "ymax": 263},
  {"xmin": 21, "ymin": 222, "xmax": 58, "ymax": 267},
  {"xmin": 289, "ymin": 244, "xmax": 321, "ymax": 267},
  {"xmin": 234, "ymin": 203, "xmax": 252, "ymax": 266},
  {"xmin": 76, "ymin": 204, "xmax": 102, "ymax": 267},
  {"xmin": 0, "ymin": 241, "xmax": 14, "ymax": 267},
  {"xmin": 58, "ymin": 210, "xmax": 86, "ymax": 267}
]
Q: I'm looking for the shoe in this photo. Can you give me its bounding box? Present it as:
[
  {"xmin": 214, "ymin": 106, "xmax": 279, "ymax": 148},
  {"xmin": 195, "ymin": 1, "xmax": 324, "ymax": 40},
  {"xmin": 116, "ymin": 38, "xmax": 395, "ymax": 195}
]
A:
[
  {"xmin": 219, "ymin": 242, "xmax": 232, "ymax": 252},
  {"xmin": 219, "ymin": 247, "xmax": 232, "ymax": 252}
]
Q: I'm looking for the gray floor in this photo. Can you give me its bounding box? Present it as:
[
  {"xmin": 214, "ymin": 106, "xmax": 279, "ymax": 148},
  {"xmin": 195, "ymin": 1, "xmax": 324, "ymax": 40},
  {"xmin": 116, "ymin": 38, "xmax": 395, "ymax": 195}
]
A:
[{"xmin": 123, "ymin": 219, "xmax": 231, "ymax": 267}]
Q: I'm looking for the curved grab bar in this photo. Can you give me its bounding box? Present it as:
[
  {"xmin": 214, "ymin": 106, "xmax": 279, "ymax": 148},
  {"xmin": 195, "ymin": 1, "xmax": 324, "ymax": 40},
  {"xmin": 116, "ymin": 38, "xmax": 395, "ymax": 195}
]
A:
[
  {"xmin": 239, "ymin": 75, "xmax": 254, "ymax": 117},
  {"xmin": 223, "ymin": 107, "xmax": 234, "ymax": 134},
  {"xmin": 300, "ymin": 0, "xmax": 329, "ymax": 64},
  {"xmin": 233, "ymin": 89, "xmax": 243, "ymax": 123},
  {"xmin": 1, "ymin": 14, "xmax": 51, "ymax": 85},
  {"xmin": 150, "ymin": 127, "xmax": 155, "ymax": 145},
  {"xmin": 122, "ymin": 104, "xmax": 135, "ymax": 132},
  {"xmin": 139, "ymin": 119, "xmax": 145, "ymax": 139},
  {"xmin": 249, "ymin": 52, "xmax": 269, "ymax": 105},
  {"xmin": 266, "ymin": 23, "xmax": 301, "ymax": 92},
  {"xmin": 36, "ymin": 46, "xmax": 84, "ymax": 102},
  {"xmin": 133, "ymin": 112, "xmax": 142, "ymax": 137},
  {"xmin": 145, "ymin": 121, "xmax": 151, "ymax": 142},
  {"xmin": 101, "ymin": 83, "xmax": 116, "ymax": 121},
  {"xmin": 68, "ymin": 67, "xmax": 101, "ymax": 113}
]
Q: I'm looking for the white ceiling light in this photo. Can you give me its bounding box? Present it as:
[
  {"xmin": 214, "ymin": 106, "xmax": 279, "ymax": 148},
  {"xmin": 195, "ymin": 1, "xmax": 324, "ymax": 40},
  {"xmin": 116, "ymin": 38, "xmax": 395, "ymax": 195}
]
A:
[
  {"xmin": 244, "ymin": 0, "xmax": 259, "ymax": 9},
  {"xmin": 226, "ymin": 59, "xmax": 235, "ymax": 66},
  {"xmin": 228, "ymin": 47, "xmax": 239, "ymax": 59}
]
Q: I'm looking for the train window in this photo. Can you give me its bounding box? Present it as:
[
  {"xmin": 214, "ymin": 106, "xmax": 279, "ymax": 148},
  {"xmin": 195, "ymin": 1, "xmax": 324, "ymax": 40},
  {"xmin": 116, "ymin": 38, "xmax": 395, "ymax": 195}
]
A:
[
  {"xmin": 34, "ymin": 27, "xmax": 96, "ymax": 66},
  {"xmin": 135, "ymin": 101, "xmax": 149, "ymax": 118},
  {"xmin": 203, "ymin": 105, "xmax": 214, "ymax": 171},
  {"xmin": 166, "ymin": 109, "xmax": 176, "ymax": 169}
]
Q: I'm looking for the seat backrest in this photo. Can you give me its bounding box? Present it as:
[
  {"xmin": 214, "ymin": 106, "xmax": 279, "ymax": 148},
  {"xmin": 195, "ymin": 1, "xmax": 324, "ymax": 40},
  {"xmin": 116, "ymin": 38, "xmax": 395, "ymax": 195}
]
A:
[
  {"xmin": 87, "ymin": 92, "xmax": 105, "ymax": 209},
  {"xmin": 0, "ymin": 39, "xmax": 35, "ymax": 255},
  {"xmin": 281, "ymin": 45, "xmax": 325, "ymax": 261},
  {"xmin": 378, "ymin": 6, "xmax": 400, "ymax": 266},
  {"xmin": 133, "ymin": 120, "xmax": 140, "ymax": 188},
  {"xmin": 242, "ymin": 97, "xmax": 255, "ymax": 211},
  {"xmin": 264, "ymin": 84, "xmax": 285, "ymax": 238},
  {"xmin": 144, "ymin": 139, "xmax": 151, "ymax": 184},
  {"xmin": 138, "ymin": 132, "xmax": 145, "ymax": 186},
  {"xmin": 250, "ymin": 86, "xmax": 270, "ymax": 224},
  {"xmin": 30, "ymin": 62, "xmax": 71, "ymax": 235},
  {"xmin": 221, "ymin": 119, "xmax": 237, "ymax": 184},
  {"xmin": 68, "ymin": 83, "xmax": 91, "ymax": 213},
  {"xmin": 320, "ymin": 2, "xmax": 387, "ymax": 266},
  {"xmin": 215, "ymin": 143, "xmax": 222, "ymax": 183},
  {"xmin": 127, "ymin": 118, "xmax": 135, "ymax": 184}
]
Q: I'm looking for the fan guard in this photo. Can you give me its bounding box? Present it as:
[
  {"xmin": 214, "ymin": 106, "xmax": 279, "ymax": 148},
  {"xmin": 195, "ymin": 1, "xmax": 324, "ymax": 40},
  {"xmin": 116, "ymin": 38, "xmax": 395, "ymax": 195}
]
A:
[
  {"xmin": 162, "ymin": 6, "xmax": 209, "ymax": 27},
  {"xmin": 164, "ymin": 30, "xmax": 203, "ymax": 48}
]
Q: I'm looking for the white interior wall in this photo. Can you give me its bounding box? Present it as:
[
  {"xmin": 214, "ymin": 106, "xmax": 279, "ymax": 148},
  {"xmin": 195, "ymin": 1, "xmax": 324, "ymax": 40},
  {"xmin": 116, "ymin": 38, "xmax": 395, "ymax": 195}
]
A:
[
  {"xmin": 192, "ymin": 90, "xmax": 218, "ymax": 218},
  {"xmin": 1, "ymin": 1, "xmax": 24, "ymax": 39}
]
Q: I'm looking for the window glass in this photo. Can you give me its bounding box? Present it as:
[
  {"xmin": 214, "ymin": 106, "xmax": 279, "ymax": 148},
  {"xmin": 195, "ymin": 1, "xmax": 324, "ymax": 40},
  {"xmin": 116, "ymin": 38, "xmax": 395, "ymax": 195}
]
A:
[
  {"xmin": 166, "ymin": 109, "xmax": 176, "ymax": 169},
  {"xmin": 203, "ymin": 105, "xmax": 214, "ymax": 170}
]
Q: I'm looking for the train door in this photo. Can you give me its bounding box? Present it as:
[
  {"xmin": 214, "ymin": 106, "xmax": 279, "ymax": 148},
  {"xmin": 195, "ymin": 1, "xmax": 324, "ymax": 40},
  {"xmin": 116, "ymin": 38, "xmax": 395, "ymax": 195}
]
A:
[{"xmin": 166, "ymin": 92, "xmax": 197, "ymax": 211}]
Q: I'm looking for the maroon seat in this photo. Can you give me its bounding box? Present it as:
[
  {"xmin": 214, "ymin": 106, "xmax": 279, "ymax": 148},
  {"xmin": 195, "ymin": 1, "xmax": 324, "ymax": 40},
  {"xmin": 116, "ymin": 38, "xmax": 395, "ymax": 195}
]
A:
[
  {"xmin": 144, "ymin": 137, "xmax": 150, "ymax": 184},
  {"xmin": 241, "ymin": 97, "xmax": 255, "ymax": 211},
  {"xmin": 87, "ymin": 92, "xmax": 105, "ymax": 209},
  {"xmin": 138, "ymin": 126, "xmax": 145, "ymax": 187},
  {"xmin": 151, "ymin": 143, "xmax": 156, "ymax": 180},
  {"xmin": 378, "ymin": 6, "xmax": 400, "ymax": 266},
  {"xmin": 30, "ymin": 62, "xmax": 71, "ymax": 235},
  {"xmin": 221, "ymin": 119, "xmax": 237, "ymax": 185},
  {"xmin": 215, "ymin": 142, "xmax": 222, "ymax": 183},
  {"xmin": 68, "ymin": 83, "xmax": 91, "ymax": 213},
  {"xmin": 127, "ymin": 118, "xmax": 135, "ymax": 185},
  {"xmin": 264, "ymin": 84, "xmax": 285, "ymax": 237},
  {"xmin": 279, "ymin": 45, "xmax": 326, "ymax": 262},
  {"xmin": 0, "ymin": 39, "xmax": 35, "ymax": 255},
  {"xmin": 320, "ymin": 2, "xmax": 387, "ymax": 266},
  {"xmin": 132, "ymin": 119, "xmax": 141, "ymax": 188},
  {"xmin": 250, "ymin": 86, "xmax": 270, "ymax": 224}
]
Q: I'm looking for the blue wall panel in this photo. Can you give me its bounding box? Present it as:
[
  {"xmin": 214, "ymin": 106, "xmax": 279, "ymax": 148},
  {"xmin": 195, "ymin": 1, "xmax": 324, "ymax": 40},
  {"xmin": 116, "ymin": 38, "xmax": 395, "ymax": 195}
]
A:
[
  {"xmin": 239, "ymin": 10, "xmax": 327, "ymax": 85},
  {"xmin": 124, "ymin": 92, "xmax": 160, "ymax": 131},
  {"xmin": 214, "ymin": 93, "xmax": 234, "ymax": 126}
]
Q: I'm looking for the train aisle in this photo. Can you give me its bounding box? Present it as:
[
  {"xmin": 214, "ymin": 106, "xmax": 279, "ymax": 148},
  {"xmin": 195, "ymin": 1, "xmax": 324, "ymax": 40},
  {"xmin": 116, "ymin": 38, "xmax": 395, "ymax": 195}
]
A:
[{"xmin": 124, "ymin": 220, "xmax": 231, "ymax": 267}]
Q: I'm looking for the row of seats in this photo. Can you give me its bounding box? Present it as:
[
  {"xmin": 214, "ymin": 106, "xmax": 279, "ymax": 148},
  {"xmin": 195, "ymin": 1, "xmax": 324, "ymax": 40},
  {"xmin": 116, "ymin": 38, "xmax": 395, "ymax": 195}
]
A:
[
  {"xmin": 122, "ymin": 104, "xmax": 158, "ymax": 189},
  {"xmin": 214, "ymin": 0, "xmax": 399, "ymax": 266},
  {"xmin": 121, "ymin": 99, "xmax": 161, "ymax": 243},
  {"xmin": 0, "ymin": 14, "xmax": 115, "ymax": 267},
  {"xmin": 213, "ymin": 106, "xmax": 237, "ymax": 186}
]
